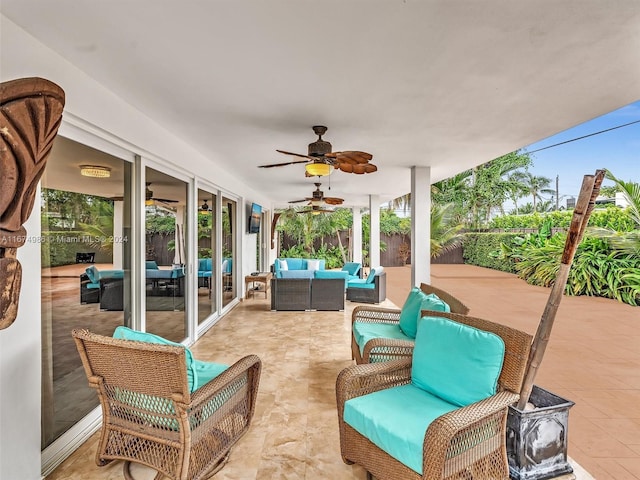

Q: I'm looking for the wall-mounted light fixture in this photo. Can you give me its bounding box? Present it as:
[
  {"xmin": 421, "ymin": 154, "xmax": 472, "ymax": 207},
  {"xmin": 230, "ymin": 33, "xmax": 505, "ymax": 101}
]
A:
[{"xmin": 80, "ymin": 165, "xmax": 111, "ymax": 178}]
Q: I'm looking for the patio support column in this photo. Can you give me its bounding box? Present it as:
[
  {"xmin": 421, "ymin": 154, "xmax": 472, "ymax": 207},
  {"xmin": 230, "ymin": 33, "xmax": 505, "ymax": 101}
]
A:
[
  {"xmin": 369, "ymin": 195, "xmax": 380, "ymax": 268},
  {"xmin": 113, "ymin": 200, "xmax": 124, "ymax": 269},
  {"xmin": 352, "ymin": 207, "xmax": 362, "ymax": 264},
  {"xmin": 411, "ymin": 166, "xmax": 431, "ymax": 286}
]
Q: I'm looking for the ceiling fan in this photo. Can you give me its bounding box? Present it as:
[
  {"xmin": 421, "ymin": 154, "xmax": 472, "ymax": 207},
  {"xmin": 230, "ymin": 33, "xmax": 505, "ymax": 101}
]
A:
[
  {"xmin": 258, "ymin": 125, "xmax": 377, "ymax": 176},
  {"xmin": 288, "ymin": 182, "xmax": 344, "ymax": 206},
  {"xmin": 296, "ymin": 205, "xmax": 335, "ymax": 215},
  {"xmin": 145, "ymin": 182, "xmax": 178, "ymax": 204},
  {"xmin": 198, "ymin": 199, "xmax": 210, "ymax": 211}
]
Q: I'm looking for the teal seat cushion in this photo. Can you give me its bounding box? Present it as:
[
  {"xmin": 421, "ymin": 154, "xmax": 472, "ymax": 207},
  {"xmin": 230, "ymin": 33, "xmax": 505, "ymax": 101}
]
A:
[
  {"xmin": 411, "ymin": 317, "xmax": 505, "ymax": 407},
  {"xmin": 347, "ymin": 280, "xmax": 375, "ymax": 289},
  {"xmin": 344, "ymin": 384, "xmax": 458, "ymax": 474},
  {"xmin": 145, "ymin": 261, "xmax": 159, "ymax": 270},
  {"xmin": 353, "ymin": 322, "xmax": 412, "ymax": 355},
  {"xmin": 398, "ymin": 288, "xmax": 451, "ymax": 339},
  {"xmin": 314, "ymin": 269, "xmax": 349, "ymax": 287},
  {"xmin": 112, "ymin": 326, "xmax": 227, "ymax": 393}
]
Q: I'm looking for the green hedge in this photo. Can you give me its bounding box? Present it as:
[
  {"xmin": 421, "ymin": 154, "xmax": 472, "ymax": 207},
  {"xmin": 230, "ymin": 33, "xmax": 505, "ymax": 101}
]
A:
[
  {"xmin": 489, "ymin": 206, "xmax": 636, "ymax": 231},
  {"xmin": 41, "ymin": 231, "xmax": 112, "ymax": 268},
  {"xmin": 462, "ymin": 232, "xmax": 520, "ymax": 273}
]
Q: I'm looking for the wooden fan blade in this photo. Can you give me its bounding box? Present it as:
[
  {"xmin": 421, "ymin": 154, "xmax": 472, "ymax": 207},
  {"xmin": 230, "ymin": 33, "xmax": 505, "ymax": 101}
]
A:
[
  {"xmin": 276, "ymin": 149, "xmax": 315, "ymax": 160},
  {"xmin": 259, "ymin": 159, "xmax": 310, "ymax": 168},
  {"xmin": 288, "ymin": 198, "xmax": 309, "ymax": 204},
  {"xmin": 338, "ymin": 163, "xmax": 354, "ymax": 173},
  {"xmin": 326, "ymin": 151, "xmax": 373, "ymax": 164},
  {"xmin": 324, "ymin": 197, "xmax": 344, "ymax": 205}
]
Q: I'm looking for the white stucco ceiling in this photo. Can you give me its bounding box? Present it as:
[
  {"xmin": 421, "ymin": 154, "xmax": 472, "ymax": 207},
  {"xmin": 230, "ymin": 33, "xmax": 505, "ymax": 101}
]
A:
[{"xmin": 3, "ymin": 1, "xmax": 640, "ymax": 208}]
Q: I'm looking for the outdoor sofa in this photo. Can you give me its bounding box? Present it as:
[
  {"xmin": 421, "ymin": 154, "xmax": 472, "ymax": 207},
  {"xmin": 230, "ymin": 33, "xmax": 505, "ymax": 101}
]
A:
[{"xmin": 270, "ymin": 277, "xmax": 345, "ymax": 311}]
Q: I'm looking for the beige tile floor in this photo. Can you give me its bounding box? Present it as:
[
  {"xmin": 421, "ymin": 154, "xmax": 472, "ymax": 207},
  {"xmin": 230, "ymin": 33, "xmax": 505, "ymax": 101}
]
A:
[{"xmin": 46, "ymin": 264, "xmax": 639, "ymax": 479}]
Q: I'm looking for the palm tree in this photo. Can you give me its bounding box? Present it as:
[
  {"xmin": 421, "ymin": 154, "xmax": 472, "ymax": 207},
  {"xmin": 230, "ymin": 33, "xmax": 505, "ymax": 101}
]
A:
[
  {"xmin": 523, "ymin": 172, "xmax": 555, "ymax": 211},
  {"xmin": 505, "ymin": 170, "xmax": 530, "ymax": 215},
  {"xmin": 589, "ymin": 171, "xmax": 640, "ymax": 256},
  {"xmin": 430, "ymin": 203, "xmax": 464, "ymax": 258}
]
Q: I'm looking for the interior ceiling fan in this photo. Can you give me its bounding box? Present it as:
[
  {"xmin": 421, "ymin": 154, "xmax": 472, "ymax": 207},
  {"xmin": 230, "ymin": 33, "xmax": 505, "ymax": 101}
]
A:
[
  {"xmin": 258, "ymin": 125, "xmax": 377, "ymax": 176},
  {"xmin": 146, "ymin": 182, "xmax": 178, "ymax": 204},
  {"xmin": 198, "ymin": 199, "xmax": 210, "ymax": 211},
  {"xmin": 288, "ymin": 182, "xmax": 344, "ymax": 206}
]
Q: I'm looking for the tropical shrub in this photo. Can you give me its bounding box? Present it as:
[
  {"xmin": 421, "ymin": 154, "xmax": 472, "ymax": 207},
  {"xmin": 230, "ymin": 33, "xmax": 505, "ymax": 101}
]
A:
[
  {"xmin": 513, "ymin": 235, "xmax": 640, "ymax": 306},
  {"xmin": 278, "ymin": 243, "xmax": 344, "ymax": 269},
  {"xmin": 462, "ymin": 232, "xmax": 521, "ymax": 273}
]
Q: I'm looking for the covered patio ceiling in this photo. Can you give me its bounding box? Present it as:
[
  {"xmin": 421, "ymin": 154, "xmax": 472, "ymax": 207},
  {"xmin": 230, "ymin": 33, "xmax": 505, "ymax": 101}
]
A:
[{"xmin": 2, "ymin": 1, "xmax": 639, "ymax": 208}]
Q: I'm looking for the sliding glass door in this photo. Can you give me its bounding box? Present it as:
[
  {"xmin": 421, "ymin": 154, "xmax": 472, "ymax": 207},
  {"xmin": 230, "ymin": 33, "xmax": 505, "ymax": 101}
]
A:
[
  {"xmin": 221, "ymin": 197, "xmax": 236, "ymax": 307},
  {"xmin": 144, "ymin": 167, "xmax": 188, "ymax": 342},
  {"xmin": 197, "ymin": 188, "xmax": 217, "ymax": 324},
  {"xmin": 41, "ymin": 136, "xmax": 132, "ymax": 449}
]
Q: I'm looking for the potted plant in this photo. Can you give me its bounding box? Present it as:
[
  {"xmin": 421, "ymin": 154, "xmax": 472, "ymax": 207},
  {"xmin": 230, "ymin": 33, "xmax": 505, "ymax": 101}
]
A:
[{"xmin": 507, "ymin": 170, "xmax": 605, "ymax": 480}]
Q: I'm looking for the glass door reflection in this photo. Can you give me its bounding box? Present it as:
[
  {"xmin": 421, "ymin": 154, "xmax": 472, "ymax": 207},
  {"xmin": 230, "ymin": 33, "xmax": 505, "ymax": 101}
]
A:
[
  {"xmin": 197, "ymin": 189, "xmax": 216, "ymax": 324},
  {"xmin": 144, "ymin": 168, "xmax": 188, "ymax": 342},
  {"xmin": 222, "ymin": 197, "xmax": 236, "ymax": 307}
]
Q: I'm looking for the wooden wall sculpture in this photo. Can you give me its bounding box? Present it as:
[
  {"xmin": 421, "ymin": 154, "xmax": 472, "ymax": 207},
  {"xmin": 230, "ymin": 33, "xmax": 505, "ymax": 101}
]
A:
[{"xmin": 0, "ymin": 77, "xmax": 65, "ymax": 329}]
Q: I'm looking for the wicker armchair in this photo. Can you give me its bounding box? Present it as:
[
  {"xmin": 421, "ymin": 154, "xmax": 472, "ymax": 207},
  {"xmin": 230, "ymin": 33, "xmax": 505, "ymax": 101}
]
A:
[
  {"xmin": 337, "ymin": 311, "xmax": 532, "ymax": 480},
  {"xmin": 72, "ymin": 329, "xmax": 261, "ymax": 480},
  {"xmin": 351, "ymin": 283, "xmax": 470, "ymax": 364}
]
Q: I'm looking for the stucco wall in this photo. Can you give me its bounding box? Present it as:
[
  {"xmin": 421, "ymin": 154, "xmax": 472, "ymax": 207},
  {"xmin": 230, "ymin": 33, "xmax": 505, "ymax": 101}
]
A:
[{"xmin": 0, "ymin": 14, "xmax": 271, "ymax": 478}]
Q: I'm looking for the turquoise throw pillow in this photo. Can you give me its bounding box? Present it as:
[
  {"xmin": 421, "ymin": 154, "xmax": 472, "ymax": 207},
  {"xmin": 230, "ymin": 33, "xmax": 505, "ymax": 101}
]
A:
[
  {"xmin": 398, "ymin": 289, "xmax": 450, "ymax": 339},
  {"xmin": 366, "ymin": 266, "xmax": 384, "ymax": 284},
  {"xmin": 411, "ymin": 316, "xmax": 505, "ymax": 407},
  {"xmin": 113, "ymin": 326, "xmax": 200, "ymax": 392},
  {"xmin": 398, "ymin": 287, "xmax": 424, "ymax": 339}
]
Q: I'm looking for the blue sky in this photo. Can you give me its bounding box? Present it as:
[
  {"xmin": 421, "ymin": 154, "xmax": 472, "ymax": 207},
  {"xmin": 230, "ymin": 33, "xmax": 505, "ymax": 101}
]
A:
[{"xmin": 519, "ymin": 100, "xmax": 640, "ymax": 208}]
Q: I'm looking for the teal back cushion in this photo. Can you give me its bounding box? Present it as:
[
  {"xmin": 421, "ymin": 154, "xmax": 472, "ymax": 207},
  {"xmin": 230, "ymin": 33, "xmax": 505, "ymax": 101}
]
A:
[
  {"xmin": 286, "ymin": 258, "xmax": 304, "ymax": 270},
  {"xmin": 366, "ymin": 266, "xmax": 384, "ymax": 283},
  {"xmin": 411, "ymin": 316, "xmax": 505, "ymax": 407},
  {"xmin": 398, "ymin": 289, "xmax": 451, "ymax": 339},
  {"xmin": 145, "ymin": 261, "xmax": 159, "ymax": 270},
  {"xmin": 341, "ymin": 262, "xmax": 361, "ymax": 276},
  {"xmin": 113, "ymin": 326, "xmax": 200, "ymax": 391},
  {"xmin": 85, "ymin": 265, "xmax": 99, "ymax": 283}
]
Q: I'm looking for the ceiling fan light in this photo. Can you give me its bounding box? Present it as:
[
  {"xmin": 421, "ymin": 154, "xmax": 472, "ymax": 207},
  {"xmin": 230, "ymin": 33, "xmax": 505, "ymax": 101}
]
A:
[
  {"xmin": 305, "ymin": 163, "xmax": 331, "ymax": 177},
  {"xmin": 80, "ymin": 165, "xmax": 111, "ymax": 178},
  {"xmin": 310, "ymin": 199, "xmax": 323, "ymax": 206}
]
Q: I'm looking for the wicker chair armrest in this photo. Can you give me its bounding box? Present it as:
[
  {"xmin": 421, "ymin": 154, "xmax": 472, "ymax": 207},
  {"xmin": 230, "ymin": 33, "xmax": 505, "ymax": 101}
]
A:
[
  {"xmin": 352, "ymin": 305, "xmax": 402, "ymax": 326},
  {"xmin": 336, "ymin": 359, "xmax": 412, "ymax": 407},
  {"xmin": 362, "ymin": 338, "xmax": 415, "ymax": 363},
  {"xmin": 422, "ymin": 390, "xmax": 520, "ymax": 478},
  {"xmin": 190, "ymin": 354, "xmax": 262, "ymax": 413}
]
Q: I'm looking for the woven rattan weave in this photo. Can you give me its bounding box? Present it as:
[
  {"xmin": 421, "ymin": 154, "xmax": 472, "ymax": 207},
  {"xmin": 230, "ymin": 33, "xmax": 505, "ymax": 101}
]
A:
[
  {"xmin": 337, "ymin": 311, "xmax": 532, "ymax": 480},
  {"xmin": 72, "ymin": 329, "xmax": 261, "ymax": 480},
  {"xmin": 351, "ymin": 283, "xmax": 470, "ymax": 364}
]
